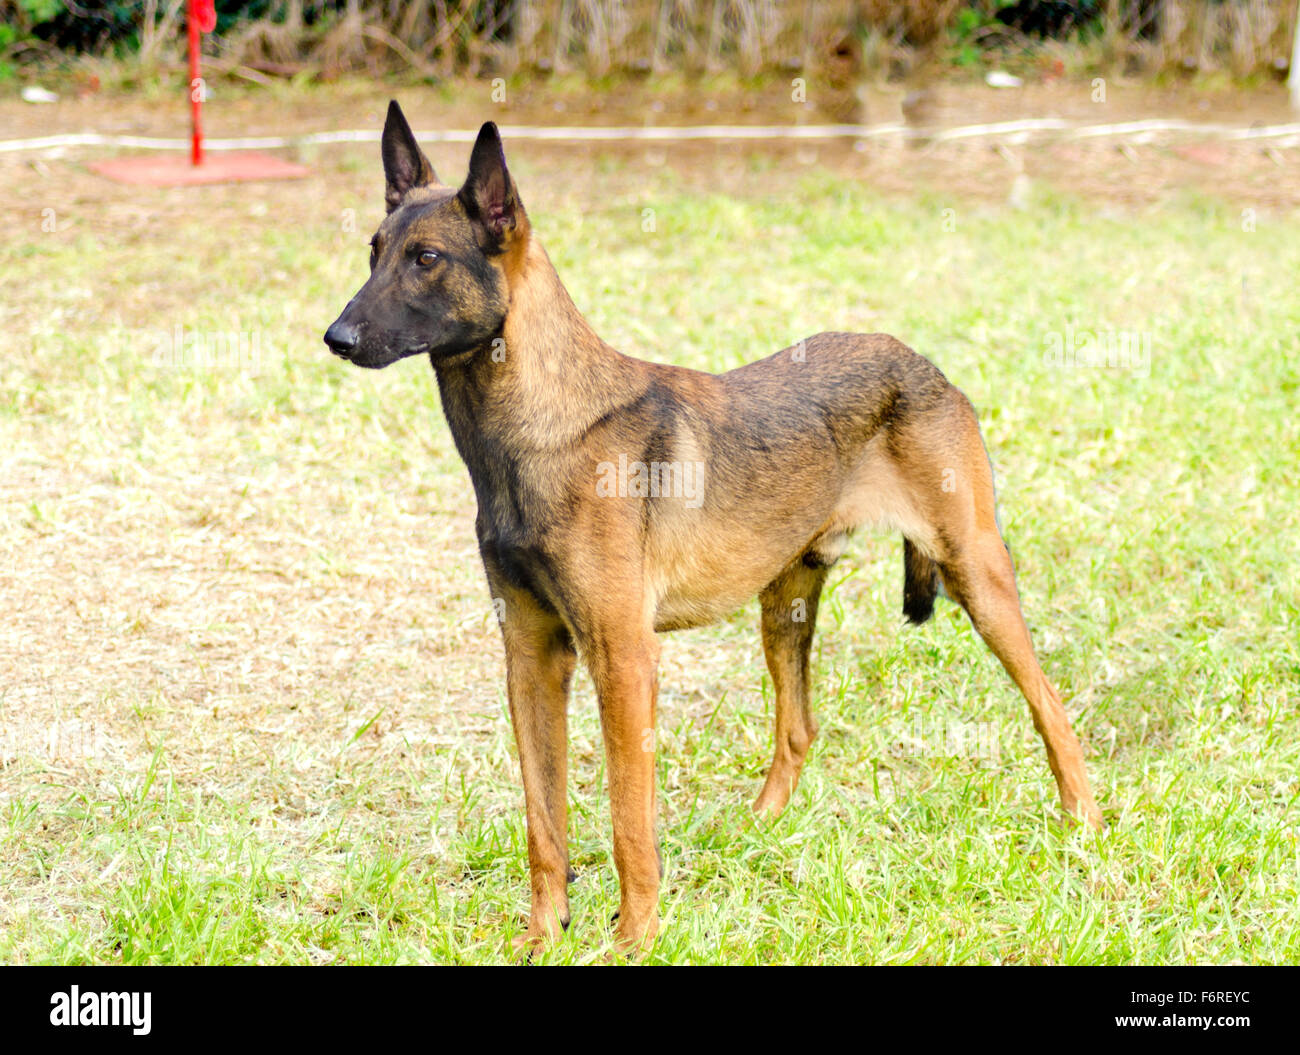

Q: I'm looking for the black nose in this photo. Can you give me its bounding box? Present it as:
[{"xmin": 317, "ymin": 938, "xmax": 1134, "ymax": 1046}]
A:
[{"xmin": 324, "ymin": 319, "xmax": 360, "ymax": 355}]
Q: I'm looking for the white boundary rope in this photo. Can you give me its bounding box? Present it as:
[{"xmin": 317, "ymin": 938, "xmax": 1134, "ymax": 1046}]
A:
[{"xmin": 2, "ymin": 118, "xmax": 1299, "ymax": 154}]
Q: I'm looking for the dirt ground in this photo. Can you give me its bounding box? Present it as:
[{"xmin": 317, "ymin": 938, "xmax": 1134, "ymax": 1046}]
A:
[{"xmin": 2, "ymin": 76, "xmax": 1300, "ymax": 213}]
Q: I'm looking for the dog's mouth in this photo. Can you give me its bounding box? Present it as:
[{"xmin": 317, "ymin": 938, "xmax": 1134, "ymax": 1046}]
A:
[{"xmin": 323, "ymin": 333, "xmax": 429, "ymax": 366}]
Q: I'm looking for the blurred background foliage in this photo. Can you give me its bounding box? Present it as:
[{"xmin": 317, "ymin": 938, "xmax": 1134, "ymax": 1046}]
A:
[{"xmin": 0, "ymin": 2, "xmax": 1294, "ymax": 84}]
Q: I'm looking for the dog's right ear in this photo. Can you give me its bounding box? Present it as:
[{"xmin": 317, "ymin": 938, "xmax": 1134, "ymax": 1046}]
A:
[{"xmin": 381, "ymin": 100, "xmax": 438, "ymax": 213}]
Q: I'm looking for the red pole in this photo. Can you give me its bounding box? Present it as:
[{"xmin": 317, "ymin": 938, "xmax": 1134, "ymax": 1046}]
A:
[{"xmin": 189, "ymin": 0, "xmax": 202, "ymax": 165}]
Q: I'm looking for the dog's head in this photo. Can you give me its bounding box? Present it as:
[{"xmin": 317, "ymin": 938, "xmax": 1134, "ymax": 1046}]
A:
[{"xmin": 324, "ymin": 101, "xmax": 528, "ymax": 369}]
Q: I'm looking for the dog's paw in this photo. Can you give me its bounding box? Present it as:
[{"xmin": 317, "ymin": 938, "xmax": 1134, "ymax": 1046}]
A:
[
  {"xmin": 510, "ymin": 931, "xmax": 544, "ymax": 963},
  {"xmin": 608, "ymin": 913, "xmax": 658, "ymax": 961},
  {"xmin": 509, "ymin": 910, "xmax": 569, "ymax": 963},
  {"xmin": 1061, "ymin": 799, "xmax": 1106, "ymax": 832},
  {"xmin": 510, "ymin": 934, "xmax": 539, "ymax": 963}
]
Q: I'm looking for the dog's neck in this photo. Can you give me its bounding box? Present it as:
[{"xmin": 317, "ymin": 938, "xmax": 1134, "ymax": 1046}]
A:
[{"xmin": 432, "ymin": 235, "xmax": 645, "ymax": 455}]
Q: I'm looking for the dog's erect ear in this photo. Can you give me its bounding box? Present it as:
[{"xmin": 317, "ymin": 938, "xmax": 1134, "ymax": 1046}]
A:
[
  {"xmin": 381, "ymin": 100, "xmax": 438, "ymax": 213},
  {"xmin": 458, "ymin": 122, "xmax": 525, "ymax": 250}
]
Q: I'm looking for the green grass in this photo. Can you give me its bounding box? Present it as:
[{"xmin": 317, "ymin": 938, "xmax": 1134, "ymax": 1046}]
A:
[{"xmin": 1, "ymin": 145, "xmax": 1297, "ymax": 964}]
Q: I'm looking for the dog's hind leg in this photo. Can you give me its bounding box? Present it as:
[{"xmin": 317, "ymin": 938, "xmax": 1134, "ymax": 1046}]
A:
[
  {"xmin": 493, "ymin": 582, "xmax": 578, "ymax": 954},
  {"xmin": 938, "ymin": 531, "xmax": 1102, "ymax": 828},
  {"xmin": 910, "ymin": 396, "xmax": 1103, "ymax": 829},
  {"xmin": 753, "ymin": 560, "xmax": 829, "ymax": 817}
]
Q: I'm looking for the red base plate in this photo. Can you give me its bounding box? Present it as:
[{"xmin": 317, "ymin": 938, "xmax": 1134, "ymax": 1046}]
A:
[{"xmin": 90, "ymin": 151, "xmax": 311, "ymax": 186}]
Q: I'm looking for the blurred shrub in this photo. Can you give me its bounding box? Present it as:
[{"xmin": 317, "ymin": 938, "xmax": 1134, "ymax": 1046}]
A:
[{"xmin": 0, "ymin": 1, "xmax": 1293, "ymax": 79}]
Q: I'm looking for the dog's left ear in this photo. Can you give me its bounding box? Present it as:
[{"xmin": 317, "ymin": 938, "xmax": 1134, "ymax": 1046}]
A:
[{"xmin": 458, "ymin": 122, "xmax": 526, "ymax": 251}]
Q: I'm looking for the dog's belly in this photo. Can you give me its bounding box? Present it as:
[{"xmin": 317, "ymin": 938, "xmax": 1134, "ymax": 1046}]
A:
[
  {"xmin": 647, "ymin": 513, "xmax": 826, "ymax": 632},
  {"xmin": 653, "ymin": 582, "xmax": 763, "ymax": 632},
  {"xmin": 653, "ymin": 585, "xmax": 764, "ymax": 633}
]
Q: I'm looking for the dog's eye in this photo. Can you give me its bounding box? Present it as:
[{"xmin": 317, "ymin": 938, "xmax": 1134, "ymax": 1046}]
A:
[{"xmin": 416, "ymin": 250, "xmax": 439, "ymax": 267}]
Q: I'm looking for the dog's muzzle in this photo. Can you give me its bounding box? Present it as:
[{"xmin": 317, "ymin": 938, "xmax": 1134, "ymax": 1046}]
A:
[{"xmin": 324, "ymin": 319, "xmax": 360, "ymax": 358}]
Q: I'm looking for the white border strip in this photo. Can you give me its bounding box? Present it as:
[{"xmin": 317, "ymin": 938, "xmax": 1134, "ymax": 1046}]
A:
[{"xmin": 2, "ymin": 118, "xmax": 1299, "ymax": 154}]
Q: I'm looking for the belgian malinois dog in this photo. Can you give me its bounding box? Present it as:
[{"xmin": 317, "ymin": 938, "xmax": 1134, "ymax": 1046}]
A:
[{"xmin": 324, "ymin": 101, "xmax": 1103, "ymax": 956}]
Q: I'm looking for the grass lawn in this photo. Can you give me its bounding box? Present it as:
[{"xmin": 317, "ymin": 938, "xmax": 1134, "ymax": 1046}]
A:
[{"xmin": 1, "ymin": 127, "xmax": 1297, "ymax": 964}]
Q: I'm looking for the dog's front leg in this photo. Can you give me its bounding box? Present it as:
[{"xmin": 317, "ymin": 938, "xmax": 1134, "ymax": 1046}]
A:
[
  {"xmin": 495, "ymin": 583, "xmax": 578, "ymax": 955},
  {"xmin": 590, "ymin": 628, "xmax": 662, "ymax": 956}
]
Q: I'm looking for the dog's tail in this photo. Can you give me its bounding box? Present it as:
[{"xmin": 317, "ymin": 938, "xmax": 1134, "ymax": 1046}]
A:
[{"xmin": 902, "ymin": 538, "xmax": 941, "ymax": 625}]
